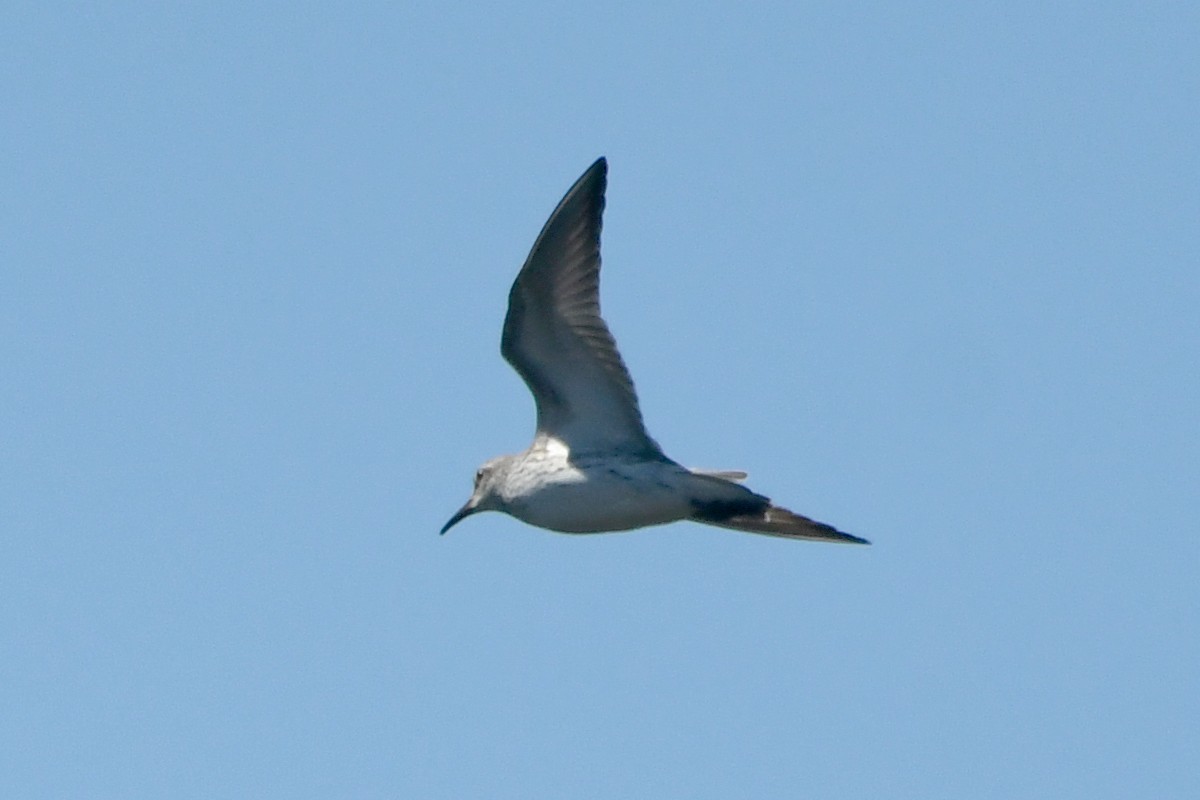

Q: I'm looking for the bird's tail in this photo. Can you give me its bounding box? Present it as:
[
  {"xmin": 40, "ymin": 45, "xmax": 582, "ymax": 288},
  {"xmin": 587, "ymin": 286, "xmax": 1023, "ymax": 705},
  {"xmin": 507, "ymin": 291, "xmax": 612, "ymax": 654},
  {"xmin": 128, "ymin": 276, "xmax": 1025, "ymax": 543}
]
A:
[{"xmin": 685, "ymin": 472, "xmax": 869, "ymax": 545}]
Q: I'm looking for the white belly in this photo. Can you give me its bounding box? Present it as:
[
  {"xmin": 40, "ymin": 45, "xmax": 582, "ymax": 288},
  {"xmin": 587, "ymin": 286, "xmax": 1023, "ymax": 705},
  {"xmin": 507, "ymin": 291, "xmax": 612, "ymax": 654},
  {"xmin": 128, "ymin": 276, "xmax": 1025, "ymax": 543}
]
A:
[{"xmin": 506, "ymin": 461, "xmax": 695, "ymax": 533}]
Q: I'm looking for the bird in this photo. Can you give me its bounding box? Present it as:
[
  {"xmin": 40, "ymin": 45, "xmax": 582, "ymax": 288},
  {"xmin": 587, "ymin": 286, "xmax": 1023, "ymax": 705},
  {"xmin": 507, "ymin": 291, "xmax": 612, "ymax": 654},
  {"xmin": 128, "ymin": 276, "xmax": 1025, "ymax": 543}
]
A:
[{"xmin": 441, "ymin": 158, "xmax": 867, "ymax": 544}]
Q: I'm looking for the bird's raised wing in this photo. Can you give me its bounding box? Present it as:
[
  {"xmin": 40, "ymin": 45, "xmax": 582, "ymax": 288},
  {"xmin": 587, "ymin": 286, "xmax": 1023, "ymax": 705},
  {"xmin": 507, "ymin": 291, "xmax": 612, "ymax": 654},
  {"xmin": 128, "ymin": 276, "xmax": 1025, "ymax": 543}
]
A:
[{"xmin": 501, "ymin": 158, "xmax": 662, "ymax": 458}]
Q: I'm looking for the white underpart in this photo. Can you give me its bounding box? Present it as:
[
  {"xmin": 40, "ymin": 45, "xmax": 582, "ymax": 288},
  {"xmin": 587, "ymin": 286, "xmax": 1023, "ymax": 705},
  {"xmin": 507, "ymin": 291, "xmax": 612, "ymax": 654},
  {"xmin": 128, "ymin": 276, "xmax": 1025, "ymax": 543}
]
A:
[
  {"xmin": 490, "ymin": 439, "xmax": 752, "ymax": 534},
  {"xmin": 501, "ymin": 453, "xmax": 697, "ymax": 533}
]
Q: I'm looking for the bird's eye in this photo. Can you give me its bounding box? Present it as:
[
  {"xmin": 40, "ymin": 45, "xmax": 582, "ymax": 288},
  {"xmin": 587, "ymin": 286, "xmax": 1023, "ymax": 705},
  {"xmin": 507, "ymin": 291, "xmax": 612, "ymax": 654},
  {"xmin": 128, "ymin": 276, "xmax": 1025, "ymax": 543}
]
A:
[{"xmin": 474, "ymin": 468, "xmax": 485, "ymax": 485}]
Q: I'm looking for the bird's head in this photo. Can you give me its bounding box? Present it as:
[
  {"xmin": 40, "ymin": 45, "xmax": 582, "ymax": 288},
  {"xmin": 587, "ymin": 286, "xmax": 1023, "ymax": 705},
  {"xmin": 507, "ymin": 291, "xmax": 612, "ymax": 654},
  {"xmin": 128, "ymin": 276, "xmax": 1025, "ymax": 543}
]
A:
[{"xmin": 440, "ymin": 456, "xmax": 510, "ymax": 534}]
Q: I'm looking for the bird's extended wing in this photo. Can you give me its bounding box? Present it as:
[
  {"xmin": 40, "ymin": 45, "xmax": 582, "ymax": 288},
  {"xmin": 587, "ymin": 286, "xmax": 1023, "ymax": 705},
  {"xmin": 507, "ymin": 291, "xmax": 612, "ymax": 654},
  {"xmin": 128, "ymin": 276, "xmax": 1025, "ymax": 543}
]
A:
[{"xmin": 501, "ymin": 158, "xmax": 662, "ymax": 458}]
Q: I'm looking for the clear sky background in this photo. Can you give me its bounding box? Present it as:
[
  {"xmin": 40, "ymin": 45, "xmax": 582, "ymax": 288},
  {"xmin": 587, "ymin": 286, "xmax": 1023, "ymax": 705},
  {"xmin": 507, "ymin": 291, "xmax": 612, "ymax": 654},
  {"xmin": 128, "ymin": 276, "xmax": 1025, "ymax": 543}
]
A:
[{"xmin": 2, "ymin": 2, "xmax": 1196, "ymax": 798}]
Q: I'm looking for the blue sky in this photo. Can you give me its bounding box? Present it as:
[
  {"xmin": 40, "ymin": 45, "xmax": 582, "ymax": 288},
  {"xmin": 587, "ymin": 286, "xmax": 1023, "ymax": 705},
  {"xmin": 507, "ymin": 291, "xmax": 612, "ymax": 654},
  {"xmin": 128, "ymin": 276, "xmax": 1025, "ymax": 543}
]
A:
[{"xmin": 2, "ymin": 2, "xmax": 1197, "ymax": 797}]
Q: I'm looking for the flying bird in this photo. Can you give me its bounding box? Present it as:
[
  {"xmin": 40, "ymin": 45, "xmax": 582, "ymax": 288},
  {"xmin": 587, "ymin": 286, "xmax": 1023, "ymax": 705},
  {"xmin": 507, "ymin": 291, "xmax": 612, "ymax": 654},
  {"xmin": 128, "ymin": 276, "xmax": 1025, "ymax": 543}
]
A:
[{"xmin": 442, "ymin": 158, "xmax": 867, "ymax": 544}]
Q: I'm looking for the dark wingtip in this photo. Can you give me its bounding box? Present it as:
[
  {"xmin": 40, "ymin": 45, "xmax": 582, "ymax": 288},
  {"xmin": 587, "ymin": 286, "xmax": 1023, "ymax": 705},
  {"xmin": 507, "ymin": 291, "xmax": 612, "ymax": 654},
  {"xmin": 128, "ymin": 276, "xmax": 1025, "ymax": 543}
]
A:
[
  {"xmin": 807, "ymin": 518, "xmax": 870, "ymax": 545},
  {"xmin": 691, "ymin": 498, "xmax": 871, "ymax": 545},
  {"xmin": 584, "ymin": 156, "xmax": 607, "ymax": 182}
]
